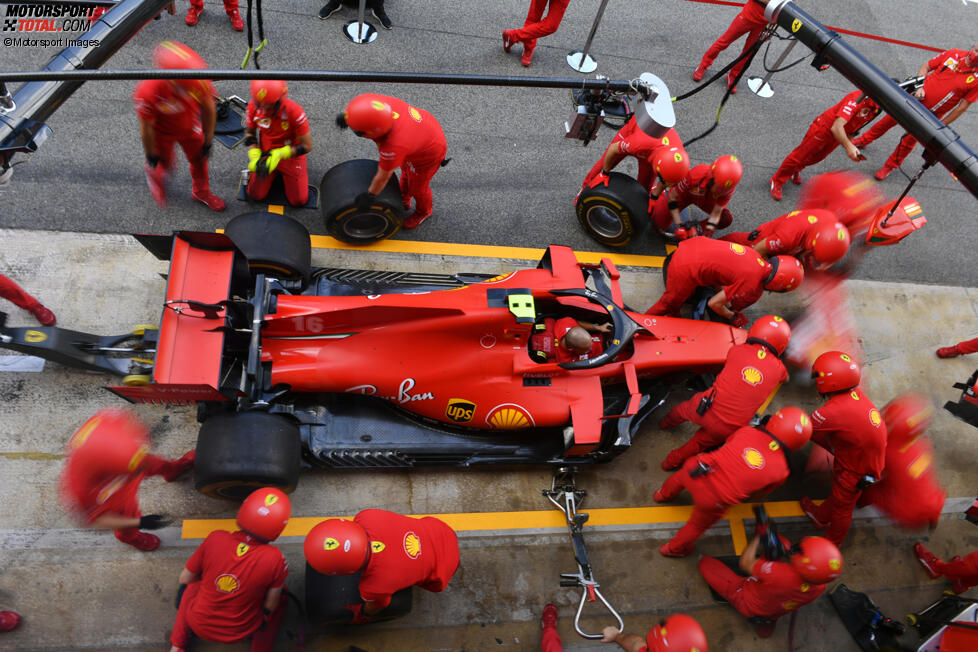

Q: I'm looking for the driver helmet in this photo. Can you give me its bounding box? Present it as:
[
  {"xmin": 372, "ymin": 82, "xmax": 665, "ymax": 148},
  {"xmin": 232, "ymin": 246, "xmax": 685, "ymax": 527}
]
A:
[
  {"xmin": 653, "ymin": 147, "xmax": 691, "ymax": 186},
  {"xmin": 805, "ymin": 220, "xmax": 851, "ymax": 270},
  {"xmin": 747, "ymin": 315, "xmax": 791, "ymax": 356},
  {"xmin": 790, "ymin": 536, "xmax": 843, "ymax": 584},
  {"xmin": 250, "ymin": 80, "xmax": 288, "ymax": 120},
  {"xmin": 152, "ymin": 40, "xmax": 208, "ymax": 93},
  {"xmin": 646, "ymin": 613, "xmax": 709, "ymax": 651},
  {"xmin": 764, "ymin": 406, "xmax": 812, "ymax": 451},
  {"xmin": 811, "ymin": 350, "xmax": 860, "ymax": 394},
  {"xmin": 237, "ymin": 487, "xmax": 291, "ymax": 542},
  {"xmin": 304, "ymin": 518, "xmax": 370, "ymax": 575},
  {"xmin": 763, "ymin": 255, "xmax": 804, "ymax": 292},
  {"xmin": 710, "ymin": 155, "xmax": 742, "ymax": 193},
  {"xmin": 881, "ymin": 392, "xmax": 934, "ymax": 446},
  {"xmin": 343, "ymin": 94, "xmax": 394, "ymax": 139}
]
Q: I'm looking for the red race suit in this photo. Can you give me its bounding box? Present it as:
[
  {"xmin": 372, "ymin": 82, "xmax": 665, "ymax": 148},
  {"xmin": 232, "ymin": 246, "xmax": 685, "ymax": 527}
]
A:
[
  {"xmin": 583, "ymin": 121, "xmax": 684, "ymax": 193},
  {"xmin": 356, "ymin": 509, "xmax": 460, "ymax": 609},
  {"xmin": 723, "ymin": 209, "xmax": 836, "ymax": 257},
  {"xmin": 646, "ymin": 237, "xmax": 770, "ymax": 316},
  {"xmin": 697, "ymin": 0, "xmax": 769, "ymax": 83},
  {"xmin": 660, "ymin": 342, "xmax": 787, "ymax": 469},
  {"xmin": 245, "ymin": 97, "xmax": 311, "ymax": 206},
  {"xmin": 509, "ymin": 0, "xmax": 570, "ymax": 50},
  {"xmin": 860, "ymin": 433, "xmax": 946, "ymax": 530},
  {"xmin": 651, "ymin": 163, "xmax": 736, "ymax": 231},
  {"xmin": 0, "ymin": 273, "xmax": 45, "ymax": 314},
  {"xmin": 170, "ymin": 530, "xmax": 288, "ymax": 650},
  {"xmin": 658, "ymin": 426, "xmax": 790, "ymax": 550},
  {"xmin": 933, "ymin": 552, "xmax": 978, "ymax": 594},
  {"xmin": 771, "ymin": 91, "xmax": 879, "ymax": 185},
  {"xmin": 808, "ymin": 388, "xmax": 887, "ymax": 545},
  {"xmin": 373, "ymin": 96, "xmax": 447, "ymax": 218},
  {"xmin": 133, "ymin": 78, "xmax": 216, "ymax": 196}
]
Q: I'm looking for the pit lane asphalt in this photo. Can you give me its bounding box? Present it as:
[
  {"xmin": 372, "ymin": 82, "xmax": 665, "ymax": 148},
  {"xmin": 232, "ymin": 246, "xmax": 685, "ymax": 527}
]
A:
[{"xmin": 1, "ymin": 0, "xmax": 977, "ymax": 289}]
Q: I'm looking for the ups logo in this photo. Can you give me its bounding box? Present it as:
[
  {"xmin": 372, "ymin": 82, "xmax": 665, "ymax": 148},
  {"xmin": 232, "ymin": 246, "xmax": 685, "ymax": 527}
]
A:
[{"xmin": 446, "ymin": 398, "xmax": 476, "ymax": 423}]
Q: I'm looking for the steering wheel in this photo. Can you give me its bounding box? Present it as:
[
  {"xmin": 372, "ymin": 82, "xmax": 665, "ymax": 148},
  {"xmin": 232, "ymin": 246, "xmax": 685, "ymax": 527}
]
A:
[{"xmin": 550, "ymin": 288, "xmax": 646, "ymax": 370}]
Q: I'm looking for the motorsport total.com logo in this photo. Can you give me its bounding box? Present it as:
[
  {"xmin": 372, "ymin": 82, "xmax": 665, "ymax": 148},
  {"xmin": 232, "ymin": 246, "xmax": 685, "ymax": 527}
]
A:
[{"xmin": 3, "ymin": 1, "xmax": 113, "ymax": 33}]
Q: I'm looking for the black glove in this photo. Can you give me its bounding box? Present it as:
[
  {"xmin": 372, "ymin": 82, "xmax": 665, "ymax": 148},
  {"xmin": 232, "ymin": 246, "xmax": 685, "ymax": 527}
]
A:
[
  {"xmin": 354, "ymin": 192, "xmax": 376, "ymax": 211},
  {"xmin": 139, "ymin": 514, "xmax": 173, "ymax": 530},
  {"xmin": 146, "ymin": 154, "xmax": 161, "ymax": 168},
  {"xmin": 336, "ymin": 113, "xmax": 348, "ymax": 128},
  {"xmin": 198, "ymin": 141, "xmax": 212, "ymax": 161},
  {"xmin": 175, "ymin": 583, "xmax": 187, "ymax": 608}
]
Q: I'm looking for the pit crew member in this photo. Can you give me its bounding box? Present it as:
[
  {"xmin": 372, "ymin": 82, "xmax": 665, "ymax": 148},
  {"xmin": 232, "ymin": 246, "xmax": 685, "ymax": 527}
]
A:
[
  {"xmin": 937, "ymin": 336, "xmax": 978, "ymax": 358},
  {"xmin": 0, "ymin": 273, "xmax": 55, "ymax": 325},
  {"xmin": 502, "ymin": 0, "xmax": 571, "ymax": 67},
  {"xmin": 859, "ymin": 393, "xmax": 945, "ymax": 530},
  {"xmin": 699, "ymin": 534, "xmax": 842, "ymax": 638},
  {"xmin": 531, "ymin": 317, "xmax": 612, "ymax": 363},
  {"xmin": 340, "ymin": 93, "xmax": 448, "ymax": 230},
  {"xmin": 600, "ymin": 614, "xmax": 708, "ymax": 651},
  {"xmin": 693, "ymin": 0, "xmax": 769, "ymax": 93},
  {"xmin": 244, "ymin": 80, "xmax": 313, "ymax": 207},
  {"xmin": 650, "ymin": 155, "xmax": 743, "ymax": 239},
  {"xmin": 654, "ymin": 407, "xmax": 812, "ymax": 557},
  {"xmin": 59, "ymin": 408, "xmax": 195, "ymax": 552},
  {"xmin": 304, "ymin": 509, "xmax": 460, "ymax": 623},
  {"xmin": 853, "ymin": 43, "xmax": 978, "ymax": 180},
  {"xmin": 134, "ymin": 41, "xmax": 225, "ymax": 211},
  {"xmin": 169, "ymin": 487, "xmax": 291, "ymax": 652},
  {"xmin": 800, "ymin": 351, "xmax": 887, "ymax": 546},
  {"xmin": 185, "ymin": 0, "xmax": 244, "ymax": 30},
  {"xmin": 645, "ymin": 237, "xmax": 804, "ymax": 326},
  {"xmin": 914, "ymin": 543, "xmax": 978, "ymax": 594},
  {"xmin": 769, "ymin": 90, "xmax": 880, "ymax": 201},
  {"xmin": 659, "ymin": 315, "xmax": 790, "ymax": 471},
  {"xmin": 722, "ymin": 209, "xmax": 851, "ymax": 271}
]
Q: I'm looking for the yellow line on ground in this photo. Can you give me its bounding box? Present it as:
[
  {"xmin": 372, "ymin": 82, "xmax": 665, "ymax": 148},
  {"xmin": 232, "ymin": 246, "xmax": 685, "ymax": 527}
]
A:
[{"xmin": 267, "ymin": 205, "xmax": 285, "ymax": 215}]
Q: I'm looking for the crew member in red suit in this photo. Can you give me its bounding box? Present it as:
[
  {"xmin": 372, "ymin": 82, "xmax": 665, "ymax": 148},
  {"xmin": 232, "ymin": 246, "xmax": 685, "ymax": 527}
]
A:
[
  {"xmin": 854, "ymin": 44, "xmax": 978, "ymax": 180},
  {"xmin": 581, "ymin": 119, "xmax": 690, "ymax": 199},
  {"xmin": 134, "ymin": 41, "xmax": 225, "ymax": 211},
  {"xmin": 937, "ymin": 336, "xmax": 978, "ymax": 358},
  {"xmin": 0, "ymin": 273, "xmax": 55, "ymax": 325},
  {"xmin": 59, "ymin": 408, "xmax": 195, "ymax": 552},
  {"xmin": 185, "ymin": 0, "xmax": 244, "ymax": 30},
  {"xmin": 651, "ymin": 155, "xmax": 742, "ymax": 239},
  {"xmin": 654, "ymin": 406, "xmax": 813, "ymax": 557},
  {"xmin": 645, "ymin": 237, "xmax": 804, "ymax": 327},
  {"xmin": 531, "ymin": 317, "xmax": 611, "ymax": 363},
  {"xmin": 693, "ymin": 0, "xmax": 770, "ymax": 93},
  {"xmin": 244, "ymin": 80, "xmax": 313, "ymax": 207},
  {"xmin": 800, "ymin": 351, "xmax": 887, "ymax": 546},
  {"xmin": 723, "ymin": 209, "xmax": 851, "ymax": 271},
  {"xmin": 858, "ymin": 393, "xmax": 945, "ymax": 529},
  {"xmin": 169, "ymin": 487, "xmax": 290, "ymax": 652},
  {"xmin": 914, "ymin": 543, "xmax": 978, "ymax": 594},
  {"xmin": 659, "ymin": 315, "xmax": 791, "ymax": 470},
  {"xmin": 502, "ymin": 0, "xmax": 571, "ymax": 67},
  {"xmin": 795, "ymin": 170, "xmax": 888, "ymax": 238},
  {"xmin": 769, "ymin": 90, "xmax": 881, "ymax": 201},
  {"xmin": 600, "ymin": 614, "xmax": 708, "ymax": 651},
  {"xmin": 699, "ymin": 534, "xmax": 842, "ymax": 638},
  {"xmin": 340, "ymin": 94, "xmax": 448, "ymax": 230},
  {"xmin": 304, "ymin": 509, "xmax": 460, "ymax": 623}
]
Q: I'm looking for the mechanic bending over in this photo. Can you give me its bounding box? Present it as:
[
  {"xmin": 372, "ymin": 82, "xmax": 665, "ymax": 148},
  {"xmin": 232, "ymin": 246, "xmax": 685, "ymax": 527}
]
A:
[
  {"xmin": 600, "ymin": 613, "xmax": 708, "ymax": 651},
  {"xmin": 645, "ymin": 236, "xmax": 804, "ymax": 327},
  {"xmin": 169, "ymin": 488, "xmax": 291, "ymax": 652},
  {"xmin": 244, "ymin": 80, "xmax": 313, "ymax": 207},
  {"xmin": 650, "ymin": 154, "xmax": 743, "ymax": 241},
  {"xmin": 722, "ymin": 209, "xmax": 851, "ymax": 271},
  {"xmin": 531, "ymin": 317, "xmax": 612, "ymax": 363}
]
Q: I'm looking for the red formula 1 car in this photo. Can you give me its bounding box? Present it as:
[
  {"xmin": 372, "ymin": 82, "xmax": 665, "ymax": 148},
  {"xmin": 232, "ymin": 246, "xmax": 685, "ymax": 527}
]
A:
[{"xmin": 0, "ymin": 213, "xmax": 743, "ymax": 499}]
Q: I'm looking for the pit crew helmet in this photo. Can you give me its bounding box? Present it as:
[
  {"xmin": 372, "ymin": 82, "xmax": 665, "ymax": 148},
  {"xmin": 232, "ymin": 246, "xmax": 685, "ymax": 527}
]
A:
[
  {"xmin": 237, "ymin": 487, "xmax": 291, "ymax": 542},
  {"xmin": 152, "ymin": 41, "xmax": 208, "ymax": 92},
  {"xmin": 710, "ymin": 155, "xmax": 743, "ymax": 191},
  {"xmin": 304, "ymin": 518, "xmax": 370, "ymax": 575},
  {"xmin": 653, "ymin": 147, "xmax": 691, "ymax": 186},
  {"xmin": 763, "ymin": 255, "xmax": 804, "ymax": 292},
  {"xmin": 747, "ymin": 315, "xmax": 791, "ymax": 356},
  {"xmin": 811, "ymin": 350, "xmax": 860, "ymax": 394},
  {"xmin": 646, "ymin": 613, "xmax": 708, "ymax": 652},
  {"xmin": 790, "ymin": 536, "xmax": 843, "ymax": 584},
  {"xmin": 66, "ymin": 408, "xmax": 150, "ymax": 476},
  {"xmin": 805, "ymin": 220, "xmax": 851, "ymax": 269},
  {"xmin": 764, "ymin": 406, "xmax": 812, "ymax": 451},
  {"xmin": 343, "ymin": 94, "xmax": 394, "ymax": 139},
  {"xmin": 251, "ymin": 80, "xmax": 288, "ymax": 119},
  {"xmin": 881, "ymin": 392, "xmax": 934, "ymax": 446}
]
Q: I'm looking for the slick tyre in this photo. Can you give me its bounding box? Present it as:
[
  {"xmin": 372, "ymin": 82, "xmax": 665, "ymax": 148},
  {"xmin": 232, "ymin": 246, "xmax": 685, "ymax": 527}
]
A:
[
  {"xmin": 320, "ymin": 159, "xmax": 405, "ymax": 244},
  {"xmin": 576, "ymin": 172, "xmax": 649, "ymax": 247},
  {"xmin": 194, "ymin": 411, "xmax": 301, "ymax": 501},
  {"xmin": 225, "ymin": 212, "xmax": 312, "ymax": 282}
]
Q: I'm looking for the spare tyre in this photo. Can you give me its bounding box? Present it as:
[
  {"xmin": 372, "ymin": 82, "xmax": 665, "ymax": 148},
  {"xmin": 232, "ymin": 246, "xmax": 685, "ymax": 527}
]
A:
[
  {"xmin": 576, "ymin": 172, "xmax": 650, "ymax": 247},
  {"xmin": 320, "ymin": 159, "xmax": 405, "ymax": 244},
  {"xmin": 224, "ymin": 212, "xmax": 311, "ymax": 281}
]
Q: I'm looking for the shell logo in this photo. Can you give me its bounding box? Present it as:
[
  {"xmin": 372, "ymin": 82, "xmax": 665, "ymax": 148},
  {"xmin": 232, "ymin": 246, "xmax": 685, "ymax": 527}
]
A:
[
  {"xmin": 908, "ymin": 452, "xmax": 931, "ymax": 479},
  {"xmin": 403, "ymin": 532, "xmax": 422, "ymax": 559},
  {"xmin": 741, "ymin": 366, "xmax": 763, "ymax": 386},
  {"xmin": 216, "ymin": 574, "xmax": 239, "ymax": 593},
  {"xmin": 486, "ymin": 404, "xmax": 535, "ymax": 429},
  {"xmin": 757, "ymin": 349, "xmax": 767, "ymax": 360},
  {"xmin": 371, "ymin": 541, "xmax": 386, "ymax": 553},
  {"xmin": 127, "ymin": 446, "xmax": 147, "ymax": 472},
  {"xmin": 742, "ymin": 447, "xmax": 765, "ymax": 469},
  {"xmin": 829, "ymin": 558, "xmax": 841, "ymax": 571},
  {"xmin": 370, "ymin": 100, "xmax": 386, "ymax": 112},
  {"xmin": 323, "ymin": 537, "xmax": 340, "ymax": 551},
  {"xmin": 409, "ymin": 107, "xmax": 422, "ymax": 122},
  {"xmin": 729, "ymin": 243, "xmax": 746, "ymax": 255},
  {"xmin": 70, "ymin": 416, "xmax": 101, "ymax": 450},
  {"xmin": 869, "ymin": 409, "xmax": 882, "ymax": 427},
  {"xmin": 236, "ymin": 543, "xmax": 250, "ymax": 557},
  {"xmin": 807, "ymin": 214, "xmax": 819, "ymax": 224}
]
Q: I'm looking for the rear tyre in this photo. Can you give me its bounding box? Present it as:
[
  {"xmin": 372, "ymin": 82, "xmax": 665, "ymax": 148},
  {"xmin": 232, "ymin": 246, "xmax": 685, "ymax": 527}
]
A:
[
  {"xmin": 320, "ymin": 159, "xmax": 405, "ymax": 244},
  {"xmin": 576, "ymin": 172, "xmax": 649, "ymax": 247},
  {"xmin": 225, "ymin": 212, "xmax": 312, "ymax": 281},
  {"xmin": 194, "ymin": 411, "xmax": 301, "ymax": 501}
]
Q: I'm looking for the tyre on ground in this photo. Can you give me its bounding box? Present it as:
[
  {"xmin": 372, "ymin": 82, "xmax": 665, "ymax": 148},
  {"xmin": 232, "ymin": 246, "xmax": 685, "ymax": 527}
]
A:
[
  {"xmin": 320, "ymin": 159, "xmax": 405, "ymax": 244},
  {"xmin": 575, "ymin": 172, "xmax": 650, "ymax": 247}
]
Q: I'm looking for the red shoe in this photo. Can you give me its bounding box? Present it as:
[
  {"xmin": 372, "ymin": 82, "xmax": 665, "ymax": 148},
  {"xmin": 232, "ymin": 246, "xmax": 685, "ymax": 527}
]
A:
[
  {"xmin": 692, "ymin": 64, "xmax": 708, "ymax": 82},
  {"xmin": 769, "ymin": 179, "xmax": 783, "ymax": 201},
  {"xmin": 191, "ymin": 190, "xmax": 226, "ymax": 212},
  {"xmin": 659, "ymin": 540, "xmax": 694, "ymax": 558},
  {"xmin": 541, "ymin": 603, "xmax": 558, "ymax": 629},
  {"xmin": 800, "ymin": 496, "xmax": 828, "ymax": 530},
  {"xmin": 937, "ymin": 346, "xmax": 961, "ymax": 359},
  {"xmin": 145, "ymin": 162, "xmax": 167, "ymax": 208},
  {"xmin": 913, "ymin": 542, "xmax": 942, "ymax": 579},
  {"xmin": 228, "ymin": 9, "xmax": 244, "ymax": 31},
  {"xmin": 31, "ymin": 304, "xmax": 56, "ymax": 326},
  {"xmin": 521, "ymin": 45, "xmax": 534, "ymax": 67},
  {"xmin": 162, "ymin": 450, "xmax": 196, "ymax": 482},
  {"xmin": 503, "ymin": 29, "xmax": 516, "ymax": 53},
  {"xmin": 185, "ymin": 5, "xmax": 202, "ymax": 26},
  {"xmin": 874, "ymin": 166, "xmax": 894, "ymax": 181},
  {"xmin": 0, "ymin": 611, "xmax": 21, "ymax": 632},
  {"xmin": 128, "ymin": 531, "xmax": 161, "ymax": 552},
  {"xmin": 753, "ymin": 619, "xmax": 776, "ymax": 638},
  {"xmin": 402, "ymin": 212, "xmax": 431, "ymax": 229},
  {"xmin": 790, "ymin": 172, "xmax": 802, "ymax": 185}
]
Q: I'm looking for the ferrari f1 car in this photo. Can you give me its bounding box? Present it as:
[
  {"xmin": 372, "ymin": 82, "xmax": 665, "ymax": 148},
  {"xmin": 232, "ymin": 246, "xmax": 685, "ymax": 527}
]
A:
[{"xmin": 0, "ymin": 213, "xmax": 744, "ymax": 499}]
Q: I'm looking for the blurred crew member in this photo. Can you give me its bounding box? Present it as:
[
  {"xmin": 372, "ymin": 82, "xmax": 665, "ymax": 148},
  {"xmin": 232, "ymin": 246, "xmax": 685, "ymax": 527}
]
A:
[
  {"xmin": 0, "ymin": 273, "xmax": 55, "ymax": 325},
  {"xmin": 650, "ymin": 155, "xmax": 743, "ymax": 239},
  {"xmin": 134, "ymin": 41, "xmax": 225, "ymax": 211},
  {"xmin": 914, "ymin": 543, "xmax": 978, "ymax": 594},
  {"xmin": 169, "ymin": 488, "xmax": 291, "ymax": 652},
  {"xmin": 600, "ymin": 614, "xmax": 708, "ymax": 651},
  {"xmin": 59, "ymin": 408, "xmax": 194, "ymax": 552},
  {"xmin": 502, "ymin": 0, "xmax": 571, "ymax": 67},
  {"xmin": 185, "ymin": 0, "xmax": 244, "ymax": 30},
  {"xmin": 693, "ymin": 0, "xmax": 770, "ymax": 93},
  {"xmin": 245, "ymin": 80, "xmax": 313, "ymax": 207},
  {"xmin": 723, "ymin": 210, "xmax": 851, "ymax": 271}
]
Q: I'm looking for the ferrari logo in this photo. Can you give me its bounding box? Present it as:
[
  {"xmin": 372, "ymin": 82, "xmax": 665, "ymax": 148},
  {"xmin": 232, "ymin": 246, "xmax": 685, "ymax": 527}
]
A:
[
  {"xmin": 840, "ymin": 353, "xmax": 852, "ymax": 362},
  {"xmin": 829, "ymin": 558, "xmax": 841, "ymax": 571},
  {"xmin": 216, "ymin": 574, "xmax": 239, "ymax": 593},
  {"xmin": 323, "ymin": 537, "xmax": 340, "ymax": 551},
  {"xmin": 446, "ymin": 399, "xmax": 476, "ymax": 423},
  {"xmin": 371, "ymin": 541, "xmax": 386, "ymax": 553},
  {"xmin": 784, "ymin": 600, "xmax": 800, "ymax": 611},
  {"xmin": 729, "ymin": 243, "xmax": 746, "ymax": 254},
  {"xmin": 807, "ymin": 214, "xmax": 819, "ymax": 224},
  {"xmin": 869, "ymin": 409, "xmax": 882, "ymax": 426},
  {"xmin": 757, "ymin": 349, "xmax": 767, "ymax": 360},
  {"xmin": 673, "ymin": 152, "xmax": 684, "ymax": 163},
  {"xmin": 256, "ymin": 88, "xmax": 267, "ymax": 101},
  {"xmin": 791, "ymin": 19, "xmax": 802, "ymax": 33},
  {"xmin": 281, "ymin": 121, "xmax": 289, "ymax": 131},
  {"xmin": 370, "ymin": 100, "xmax": 386, "ymax": 111},
  {"xmin": 850, "ymin": 391, "xmax": 860, "ymax": 400},
  {"xmin": 662, "ymin": 136, "xmax": 670, "ymax": 145},
  {"xmin": 743, "ymin": 448, "xmax": 766, "ymax": 469},
  {"xmin": 236, "ymin": 543, "xmax": 250, "ymax": 557},
  {"xmin": 769, "ymin": 440, "xmax": 780, "ymax": 451},
  {"xmin": 403, "ymin": 532, "xmax": 421, "ymax": 559},
  {"xmin": 24, "ymin": 330, "xmax": 47, "ymax": 343},
  {"xmin": 741, "ymin": 367, "xmax": 763, "ymax": 386},
  {"xmin": 837, "ymin": 227, "xmax": 846, "ymax": 241},
  {"xmin": 409, "ymin": 107, "xmax": 422, "ymax": 122},
  {"xmin": 800, "ymin": 583, "xmax": 811, "ymax": 592},
  {"xmin": 968, "ymin": 75, "xmax": 975, "ymax": 84},
  {"xmin": 264, "ymin": 494, "xmax": 278, "ymax": 507}
]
